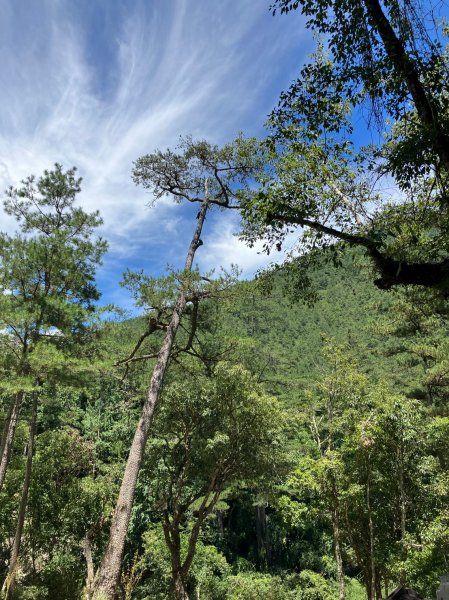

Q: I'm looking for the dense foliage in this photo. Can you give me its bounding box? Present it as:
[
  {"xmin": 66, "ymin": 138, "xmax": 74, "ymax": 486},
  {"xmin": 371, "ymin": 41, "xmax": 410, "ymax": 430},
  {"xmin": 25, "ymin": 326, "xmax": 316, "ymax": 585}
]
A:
[
  {"xmin": 1, "ymin": 1, "xmax": 449, "ymax": 599},
  {"xmin": 1, "ymin": 231, "xmax": 448, "ymax": 598},
  {"xmin": 237, "ymin": 0, "xmax": 449, "ymax": 292}
]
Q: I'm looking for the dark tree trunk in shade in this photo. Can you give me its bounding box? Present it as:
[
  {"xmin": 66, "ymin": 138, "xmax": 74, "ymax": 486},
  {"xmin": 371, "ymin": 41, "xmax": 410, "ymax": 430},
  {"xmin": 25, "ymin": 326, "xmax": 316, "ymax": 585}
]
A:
[
  {"xmin": 255, "ymin": 504, "xmax": 269, "ymax": 568},
  {"xmin": 2, "ymin": 393, "xmax": 37, "ymax": 599},
  {"xmin": 0, "ymin": 393, "xmax": 23, "ymax": 491},
  {"xmin": 330, "ymin": 476, "xmax": 346, "ymax": 600},
  {"xmin": 92, "ymin": 200, "xmax": 209, "ymax": 600}
]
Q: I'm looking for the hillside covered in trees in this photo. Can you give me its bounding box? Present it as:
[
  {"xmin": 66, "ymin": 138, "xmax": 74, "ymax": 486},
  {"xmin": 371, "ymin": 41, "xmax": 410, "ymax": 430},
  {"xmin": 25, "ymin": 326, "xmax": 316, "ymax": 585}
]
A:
[{"xmin": 1, "ymin": 235, "xmax": 448, "ymax": 599}]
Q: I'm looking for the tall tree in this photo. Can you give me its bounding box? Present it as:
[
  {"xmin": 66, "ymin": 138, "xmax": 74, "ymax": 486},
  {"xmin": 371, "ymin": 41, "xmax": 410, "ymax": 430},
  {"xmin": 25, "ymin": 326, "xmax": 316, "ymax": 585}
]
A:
[
  {"xmin": 290, "ymin": 342, "xmax": 370, "ymax": 600},
  {"xmin": 92, "ymin": 137, "xmax": 262, "ymax": 599},
  {"xmin": 2, "ymin": 393, "xmax": 37, "ymax": 600},
  {"xmin": 92, "ymin": 197, "xmax": 210, "ymax": 600},
  {"xmin": 0, "ymin": 164, "xmax": 106, "ymax": 596},
  {"xmin": 0, "ymin": 164, "xmax": 106, "ymax": 490}
]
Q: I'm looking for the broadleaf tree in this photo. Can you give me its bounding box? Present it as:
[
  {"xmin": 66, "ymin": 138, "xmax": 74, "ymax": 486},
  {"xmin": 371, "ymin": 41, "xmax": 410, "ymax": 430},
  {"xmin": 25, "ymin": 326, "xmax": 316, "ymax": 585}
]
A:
[
  {"xmin": 143, "ymin": 363, "xmax": 286, "ymax": 600},
  {"xmin": 235, "ymin": 0, "xmax": 449, "ymax": 293}
]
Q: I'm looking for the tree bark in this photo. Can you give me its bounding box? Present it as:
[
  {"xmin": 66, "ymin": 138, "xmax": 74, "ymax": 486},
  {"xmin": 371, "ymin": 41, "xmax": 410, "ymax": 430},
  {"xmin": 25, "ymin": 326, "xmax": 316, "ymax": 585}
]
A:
[
  {"xmin": 217, "ymin": 510, "xmax": 225, "ymax": 537},
  {"xmin": 330, "ymin": 477, "xmax": 346, "ymax": 600},
  {"xmin": 366, "ymin": 453, "xmax": 377, "ymax": 600},
  {"xmin": 398, "ymin": 444, "xmax": 407, "ymax": 586},
  {"xmin": 83, "ymin": 534, "xmax": 95, "ymax": 600},
  {"xmin": 0, "ymin": 398, "xmax": 15, "ymax": 461},
  {"xmin": 362, "ymin": 0, "xmax": 449, "ymax": 172},
  {"xmin": 2, "ymin": 392, "xmax": 37, "ymax": 599},
  {"xmin": 267, "ymin": 212, "xmax": 449, "ymax": 291},
  {"xmin": 333, "ymin": 515, "xmax": 346, "ymax": 600},
  {"xmin": 369, "ymin": 249, "xmax": 449, "ymax": 291},
  {"xmin": 163, "ymin": 520, "xmax": 190, "ymax": 600},
  {"xmin": 173, "ymin": 570, "xmax": 189, "ymax": 600},
  {"xmin": 0, "ymin": 392, "xmax": 23, "ymax": 491},
  {"xmin": 255, "ymin": 504, "xmax": 269, "ymax": 568},
  {"xmin": 92, "ymin": 200, "xmax": 210, "ymax": 600},
  {"xmin": 343, "ymin": 503, "xmax": 371, "ymax": 600}
]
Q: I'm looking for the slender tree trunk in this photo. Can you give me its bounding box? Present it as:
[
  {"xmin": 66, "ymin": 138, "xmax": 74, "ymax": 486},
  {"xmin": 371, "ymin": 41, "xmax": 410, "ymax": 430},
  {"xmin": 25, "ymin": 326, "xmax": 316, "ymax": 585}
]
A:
[
  {"xmin": 0, "ymin": 392, "xmax": 23, "ymax": 491},
  {"xmin": 333, "ymin": 517, "xmax": 346, "ymax": 600},
  {"xmin": 255, "ymin": 504, "xmax": 268, "ymax": 568},
  {"xmin": 2, "ymin": 392, "xmax": 37, "ymax": 599},
  {"xmin": 83, "ymin": 534, "xmax": 95, "ymax": 600},
  {"xmin": 217, "ymin": 510, "xmax": 225, "ymax": 537},
  {"xmin": 330, "ymin": 479, "xmax": 346, "ymax": 600},
  {"xmin": 375, "ymin": 576, "xmax": 382, "ymax": 600},
  {"xmin": 398, "ymin": 444, "xmax": 407, "ymax": 585},
  {"xmin": 92, "ymin": 200, "xmax": 210, "ymax": 600},
  {"xmin": 366, "ymin": 453, "xmax": 376, "ymax": 600},
  {"xmin": 0, "ymin": 397, "xmax": 15, "ymax": 459},
  {"xmin": 163, "ymin": 521, "xmax": 190, "ymax": 600},
  {"xmin": 343, "ymin": 505, "xmax": 368, "ymax": 597}
]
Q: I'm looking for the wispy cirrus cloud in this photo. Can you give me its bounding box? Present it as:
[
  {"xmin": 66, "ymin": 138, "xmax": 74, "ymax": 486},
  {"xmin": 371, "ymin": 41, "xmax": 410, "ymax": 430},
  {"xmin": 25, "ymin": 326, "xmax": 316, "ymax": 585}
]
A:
[{"xmin": 0, "ymin": 0, "xmax": 310, "ymax": 306}]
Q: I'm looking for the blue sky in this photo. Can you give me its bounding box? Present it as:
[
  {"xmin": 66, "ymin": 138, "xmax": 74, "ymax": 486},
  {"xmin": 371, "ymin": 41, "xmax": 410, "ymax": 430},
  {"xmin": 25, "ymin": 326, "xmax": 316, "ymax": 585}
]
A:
[{"xmin": 0, "ymin": 0, "xmax": 311, "ymax": 311}]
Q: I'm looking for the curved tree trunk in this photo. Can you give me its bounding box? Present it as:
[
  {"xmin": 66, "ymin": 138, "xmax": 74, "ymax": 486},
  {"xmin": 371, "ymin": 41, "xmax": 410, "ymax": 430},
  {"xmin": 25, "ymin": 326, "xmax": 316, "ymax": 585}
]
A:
[
  {"xmin": 362, "ymin": 0, "xmax": 449, "ymax": 172},
  {"xmin": 2, "ymin": 392, "xmax": 37, "ymax": 599},
  {"xmin": 0, "ymin": 392, "xmax": 23, "ymax": 491},
  {"xmin": 92, "ymin": 200, "xmax": 210, "ymax": 600}
]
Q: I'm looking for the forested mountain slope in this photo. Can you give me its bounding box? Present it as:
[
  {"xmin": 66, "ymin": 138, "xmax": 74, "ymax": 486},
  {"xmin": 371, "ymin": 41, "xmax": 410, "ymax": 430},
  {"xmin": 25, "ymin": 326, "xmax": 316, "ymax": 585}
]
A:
[
  {"xmin": 1, "ymin": 249, "xmax": 448, "ymax": 600},
  {"xmin": 214, "ymin": 252, "xmax": 411, "ymax": 403}
]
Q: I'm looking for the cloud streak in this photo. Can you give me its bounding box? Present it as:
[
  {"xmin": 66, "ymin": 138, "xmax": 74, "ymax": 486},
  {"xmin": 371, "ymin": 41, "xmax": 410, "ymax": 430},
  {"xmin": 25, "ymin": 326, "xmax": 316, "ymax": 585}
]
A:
[{"xmin": 0, "ymin": 0, "xmax": 310, "ymax": 306}]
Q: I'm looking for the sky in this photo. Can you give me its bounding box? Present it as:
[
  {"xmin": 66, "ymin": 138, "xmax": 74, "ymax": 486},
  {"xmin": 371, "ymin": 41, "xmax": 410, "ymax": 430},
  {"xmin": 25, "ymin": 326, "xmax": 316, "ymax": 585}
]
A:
[{"xmin": 0, "ymin": 0, "xmax": 311, "ymax": 312}]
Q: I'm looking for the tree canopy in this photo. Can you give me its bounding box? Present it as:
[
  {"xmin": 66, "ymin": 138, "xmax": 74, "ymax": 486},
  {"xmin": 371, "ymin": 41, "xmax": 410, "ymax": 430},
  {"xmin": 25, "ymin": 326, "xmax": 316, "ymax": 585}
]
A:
[{"xmin": 237, "ymin": 0, "xmax": 449, "ymax": 291}]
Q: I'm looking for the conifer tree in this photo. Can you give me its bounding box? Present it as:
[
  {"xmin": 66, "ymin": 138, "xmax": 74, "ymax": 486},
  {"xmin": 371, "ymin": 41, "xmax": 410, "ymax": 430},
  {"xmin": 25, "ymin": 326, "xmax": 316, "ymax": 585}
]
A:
[
  {"xmin": 0, "ymin": 164, "xmax": 106, "ymax": 596},
  {"xmin": 92, "ymin": 137, "xmax": 263, "ymax": 599}
]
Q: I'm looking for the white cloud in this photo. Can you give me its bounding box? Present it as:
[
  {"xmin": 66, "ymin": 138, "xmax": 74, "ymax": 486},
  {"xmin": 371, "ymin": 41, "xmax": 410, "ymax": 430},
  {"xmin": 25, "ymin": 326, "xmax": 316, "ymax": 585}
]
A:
[
  {"xmin": 0, "ymin": 1, "xmax": 310, "ymax": 299},
  {"xmin": 197, "ymin": 211, "xmax": 289, "ymax": 278}
]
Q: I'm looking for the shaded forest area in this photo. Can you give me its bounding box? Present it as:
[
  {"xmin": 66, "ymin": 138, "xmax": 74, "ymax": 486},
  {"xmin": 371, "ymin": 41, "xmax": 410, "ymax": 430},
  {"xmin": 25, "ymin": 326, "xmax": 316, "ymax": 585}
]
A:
[{"xmin": 1, "ymin": 0, "xmax": 449, "ymax": 598}]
